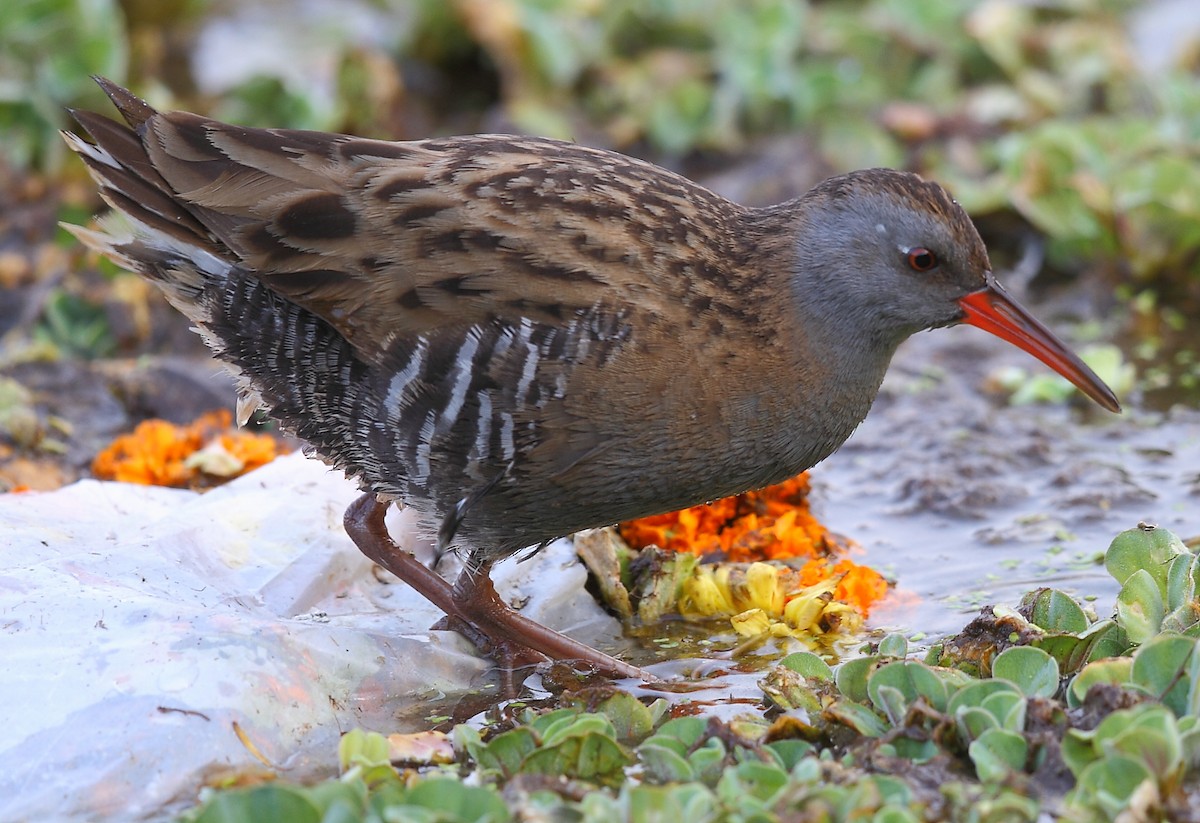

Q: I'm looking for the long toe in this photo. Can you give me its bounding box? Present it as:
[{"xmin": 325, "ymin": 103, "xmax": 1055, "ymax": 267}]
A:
[{"xmin": 449, "ymin": 566, "xmax": 652, "ymax": 681}]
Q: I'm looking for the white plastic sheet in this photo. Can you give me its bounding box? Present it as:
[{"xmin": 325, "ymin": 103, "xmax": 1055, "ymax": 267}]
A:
[{"xmin": 0, "ymin": 453, "xmax": 627, "ymax": 821}]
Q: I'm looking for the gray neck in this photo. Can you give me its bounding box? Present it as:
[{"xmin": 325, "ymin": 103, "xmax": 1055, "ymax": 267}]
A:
[{"xmin": 777, "ymin": 275, "xmax": 907, "ymax": 470}]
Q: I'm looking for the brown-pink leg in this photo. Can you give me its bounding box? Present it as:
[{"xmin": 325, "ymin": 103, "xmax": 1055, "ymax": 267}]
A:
[{"xmin": 344, "ymin": 493, "xmax": 652, "ymax": 683}]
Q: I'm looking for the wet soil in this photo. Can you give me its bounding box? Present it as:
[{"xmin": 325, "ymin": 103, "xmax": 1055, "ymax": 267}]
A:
[{"xmin": 818, "ymin": 323, "xmax": 1199, "ymax": 640}]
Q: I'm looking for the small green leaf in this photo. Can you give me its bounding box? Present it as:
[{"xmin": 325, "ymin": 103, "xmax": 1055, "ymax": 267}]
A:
[
  {"xmin": 593, "ymin": 692, "xmax": 657, "ymax": 740},
  {"xmin": 1068, "ymin": 657, "xmax": 1134, "ymax": 706},
  {"xmin": 639, "ymin": 742, "xmax": 695, "ymax": 783},
  {"xmin": 523, "ymin": 731, "xmax": 633, "ymax": 786},
  {"xmin": 191, "ymin": 785, "xmax": 321, "ymax": 823},
  {"xmin": 992, "ymin": 646, "xmax": 1059, "ymax": 698},
  {"xmin": 872, "ymin": 808, "xmax": 921, "ymax": 823},
  {"xmin": 874, "ymin": 684, "xmax": 910, "ymax": 727},
  {"xmin": 1022, "ymin": 588, "xmax": 1089, "ymax": 634},
  {"xmin": 1130, "ymin": 634, "xmax": 1199, "ymax": 716},
  {"xmin": 764, "ymin": 739, "xmax": 814, "ymax": 771},
  {"xmin": 337, "ymin": 729, "xmax": 391, "ymax": 771},
  {"xmin": 1069, "ymin": 754, "xmax": 1154, "ymax": 816},
  {"xmin": 1062, "ymin": 726, "xmax": 1101, "ymax": 778},
  {"xmin": 687, "ymin": 738, "xmax": 728, "ymax": 785},
  {"xmin": 1116, "ymin": 568, "xmax": 1166, "ymax": 645},
  {"xmin": 826, "ymin": 699, "xmax": 889, "ymax": 737},
  {"xmin": 405, "ymin": 779, "xmax": 510, "ymax": 823},
  {"xmin": 719, "ymin": 760, "xmax": 789, "ymax": 805},
  {"xmin": 760, "ymin": 666, "xmax": 823, "ymax": 713},
  {"xmin": 1165, "ymin": 552, "xmax": 1200, "ymax": 612},
  {"xmin": 1083, "ymin": 620, "xmax": 1131, "ymax": 663},
  {"xmin": 836, "ymin": 656, "xmax": 882, "ymax": 704},
  {"xmin": 779, "ymin": 651, "xmax": 834, "ymax": 681},
  {"xmin": 878, "ymin": 633, "xmax": 909, "ymax": 658},
  {"xmin": 1106, "ymin": 525, "xmax": 1187, "ymax": 591},
  {"xmin": 969, "ymin": 728, "xmax": 1028, "ymax": 782},
  {"xmin": 867, "ymin": 661, "xmax": 949, "ymax": 713},
  {"xmin": 474, "ymin": 727, "xmax": 538, "ymax": 778},
  {"xmin": 543, "ymin": 713, "xmax": 615, "ymax": 746},
  {"xmin": 650, "ymin": 717, "xmax": 708, "ymax": 751},
  {"xmin": 1162, "ymin": 603, "xmax": 1200, "ymax": 635},
  {"xmin": 889, "ymin": 737, "xmax": 939, "ymax": 763},
  {"xmin": 527, "ymin": 708, "xmax": 578, "ymax": 736},
  {"xmin": 955, "ymin": 706, "xmax": 999, "ymax": 742},
  {"xmin": 947, "ymin": 679, "xmax": 1023, "ymax": 716},
  {"xmin": 981, "ymin": 691, "xmax": 1027, "ymax": 733},
  {"xmin": 1111, "ymin": 723, "xmax": 1182, "ymax": 780}
]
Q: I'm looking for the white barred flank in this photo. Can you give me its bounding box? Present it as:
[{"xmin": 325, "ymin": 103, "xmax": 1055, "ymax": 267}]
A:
[{"xmin": 368, "ymin": 313, "xmax": 631, "ymax": 502}]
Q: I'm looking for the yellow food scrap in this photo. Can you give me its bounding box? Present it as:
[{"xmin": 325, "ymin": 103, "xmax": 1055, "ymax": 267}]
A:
[{"xmin": 622, "ymin": 474, "xmax": 892, "ymax": 639}]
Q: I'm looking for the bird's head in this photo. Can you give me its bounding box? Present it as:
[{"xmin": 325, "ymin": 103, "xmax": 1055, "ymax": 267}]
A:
[{"xmin": 791, "ymin": 168, "xmax": 1119, "ymax": 413}]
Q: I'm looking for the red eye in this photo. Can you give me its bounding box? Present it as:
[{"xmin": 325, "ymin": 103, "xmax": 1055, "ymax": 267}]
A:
[{"xmin": 907, "ymin": 248, "xmax": 938, "ymax": 271}]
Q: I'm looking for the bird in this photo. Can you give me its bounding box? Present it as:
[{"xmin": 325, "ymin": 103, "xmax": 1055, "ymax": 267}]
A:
[{"xmin": 63, "ymin": 78, "xmax": 1120, "ymax": 686}]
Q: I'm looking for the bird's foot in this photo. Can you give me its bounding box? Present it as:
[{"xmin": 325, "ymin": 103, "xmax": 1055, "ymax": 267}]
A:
[{"xmin": 344, "ymin": 493, "xmax": 653, "ymax": 690}]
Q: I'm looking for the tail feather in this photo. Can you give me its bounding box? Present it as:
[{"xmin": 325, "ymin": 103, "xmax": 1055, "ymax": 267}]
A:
[
  {"xmin": 64, "ymin": 109, "xmax": 218, "ymax": 259},
  {"xmin": 62, "ymin": 78, "xmax": 385, "ymax": 490},
  {"xmin": 92, "ymin": 75, "xmax": 156, "ymax": 128}
]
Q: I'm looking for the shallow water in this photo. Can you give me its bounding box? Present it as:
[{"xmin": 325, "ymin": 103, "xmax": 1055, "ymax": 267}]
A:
[{"xmin": 813, "ymin": 323, "xmax": 1199, "ymax": 643}]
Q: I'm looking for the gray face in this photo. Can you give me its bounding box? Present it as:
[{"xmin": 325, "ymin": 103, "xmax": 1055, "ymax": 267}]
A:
[{"xmin": 790, "ymin": 169, "xmax": 992, "ymax": 344}]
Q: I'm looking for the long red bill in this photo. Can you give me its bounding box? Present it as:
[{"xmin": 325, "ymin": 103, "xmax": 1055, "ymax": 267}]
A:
[{"xmin": 958, "ymin": 275, "xmax": 1121, "ymax": 413}]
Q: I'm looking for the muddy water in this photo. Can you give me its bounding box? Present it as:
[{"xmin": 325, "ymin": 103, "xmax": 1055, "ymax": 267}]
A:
[{"xmin": 813, "ymin": 322, "xmax": 1199, "ymax": 641}]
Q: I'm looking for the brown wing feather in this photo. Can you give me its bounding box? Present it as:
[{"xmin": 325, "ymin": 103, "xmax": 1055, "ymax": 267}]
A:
[{"xmin": 111, "ymin": 105, "xmax": 752, "ymax": 360}]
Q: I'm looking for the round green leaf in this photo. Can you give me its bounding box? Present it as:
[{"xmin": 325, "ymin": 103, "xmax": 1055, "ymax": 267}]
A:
[
  {"xmin": 651, "ymin": 717, "xmax": 708, "ymax": 750},
  {"xmin": 595, "ymin": 691, "xmax": 657, "ymax": 740},
  {"xmin": 1106, "ymin": 525, "xmax": 1187, "ymax": 589},
  {"xmin": 1115, "ymin": 569, "xmax": 1166, "ymax": 645},
  {"xmin": 1165, "ymin": 552, "xmax": 1200, "ymax": 611},
  {"xmin": 992, "ymin": 646, "xmax": 1060, "ymax": 698},
  {"xmin": 1022, "ymin": 588, "xmax": 1089, "ymax": 634},
  {"xmin": 639, "ymin": 742, "xmax": 695, "ymax": 784},
  {"xmin": 947, "ymin": 678, "xmax": 1023, "ymax": 716},
  {"xmin": 1131, "ymin": 634, "xmax": 1198, "ymax": 715},
  {"xmin": 981, "ymin": 691, "xmax": 1027, "ymax": 732},
  {"xmin": 1072, "ymin": 754, "xmax": 1154, "ymax": 811},
  {"xmin": 874, "ymin": 684, "xmax": 910, "ymax": 727},
  {"xmin": 1068, "ymin": 657, "xmax": 1134, "ymax": 707},
  {"xmin": 878, "ymin": 633, "xmax": 909, "ymax": 658},
  {"xmin": 192, "ymin": 785, "xmax": 321, "ymax": 823},
  {"xmin": 836, "ymin": 656, "xmax": 882, "ymax": 703},
  {"xmin": 780, "ymin": 651, "xmax": 834, "ymax": 682},
  {"xmin": 1111, "ymin": 723, "xmax": 1182, "ymax": 779},
  {"xmin": 872, "ymin": 807, "xmax": 920, "ymax": 823},
  {"xmin": 405, "ymin": 779, "xmax": 510, "ymax": 823},
  {"xmin": 826, "ymin": 699, "xmax": 888, "ymax": 738},
  {"xmin": 764, "ymin": 739, "xmax": 814, "ymax": 772},
  {"xmin": 524, "ymin": 732, "xmax": 633, "ymax": 785},
  {"xmin": 868, "ymin": 661, "xmax": 950, "ymax": 712},
  {"xmin": 956, "ymin": 706, "xmax": 999, "ymax": 742},
  {"xmin": 1061, "ymin": 728, "xmax": 1099, "ymax": 778},
  {"xmin": 969, "ymin": 728, "xmax": 1028, "ymax": 782}
]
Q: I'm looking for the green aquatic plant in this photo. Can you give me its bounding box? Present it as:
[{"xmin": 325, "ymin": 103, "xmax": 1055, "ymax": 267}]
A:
[{"xmin": 182, "ymin": 524, "xmax": 1200, "ymax": 822}]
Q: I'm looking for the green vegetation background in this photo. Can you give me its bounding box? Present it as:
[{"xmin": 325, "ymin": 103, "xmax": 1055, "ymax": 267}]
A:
[{"xmin": 5, "ymin": 0, "xmax": 1200, "ymax": 293}]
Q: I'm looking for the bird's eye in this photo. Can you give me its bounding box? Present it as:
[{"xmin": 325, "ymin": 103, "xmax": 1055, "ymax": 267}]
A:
[{"xmin": 907, "ymin": 248, "xmax": 938, "ymax": 272}]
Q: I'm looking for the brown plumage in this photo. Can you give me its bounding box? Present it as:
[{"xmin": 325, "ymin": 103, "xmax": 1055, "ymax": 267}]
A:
[{"xmin": 64, "ymin": 79, "xmax": 1118, "ymax": 683}]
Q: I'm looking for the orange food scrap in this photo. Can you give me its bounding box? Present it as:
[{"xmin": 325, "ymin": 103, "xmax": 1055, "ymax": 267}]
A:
[
  {"xmin": 91, "ymin": 409, "xmax": 287, "ymax": 489},
  {"xmin": 619, "ymin": 474, "xmax": 828, "ymax": 563},
  {"xmin": 832, "ymin": 561, "xmax": 890, "ymax": 613},
  {"xmin": 621, "ymin": 473, "xmax": 890, "ymax": 620}
]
